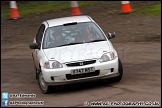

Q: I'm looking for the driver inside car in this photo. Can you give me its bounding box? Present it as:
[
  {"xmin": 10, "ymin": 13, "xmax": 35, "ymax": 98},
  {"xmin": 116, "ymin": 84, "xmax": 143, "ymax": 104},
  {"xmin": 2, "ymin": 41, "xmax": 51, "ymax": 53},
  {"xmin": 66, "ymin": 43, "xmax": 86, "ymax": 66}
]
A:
[{"xmin": 48, "ymin": 30, "xmax": 67, "ymax": 47}]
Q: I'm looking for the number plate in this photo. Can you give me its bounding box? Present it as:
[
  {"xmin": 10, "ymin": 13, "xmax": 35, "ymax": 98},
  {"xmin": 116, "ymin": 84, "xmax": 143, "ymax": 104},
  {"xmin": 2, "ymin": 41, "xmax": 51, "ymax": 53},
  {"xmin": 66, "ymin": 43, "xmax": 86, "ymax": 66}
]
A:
[{"xmin": 71, "ymin": 67, "xmax": 95, "ymax": 75}]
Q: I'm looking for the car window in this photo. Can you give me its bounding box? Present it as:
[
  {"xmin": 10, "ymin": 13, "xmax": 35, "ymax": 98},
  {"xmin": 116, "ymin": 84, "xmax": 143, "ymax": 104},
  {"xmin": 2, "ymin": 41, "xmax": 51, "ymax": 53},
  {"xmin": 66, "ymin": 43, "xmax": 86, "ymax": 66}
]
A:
[
  {"xmin": 36, "ymin": 24, "xmax": 45, "ymax": 46},
  {"xmin": 42, "ymin": 22, "xmax": 106, "ymax": 49}
]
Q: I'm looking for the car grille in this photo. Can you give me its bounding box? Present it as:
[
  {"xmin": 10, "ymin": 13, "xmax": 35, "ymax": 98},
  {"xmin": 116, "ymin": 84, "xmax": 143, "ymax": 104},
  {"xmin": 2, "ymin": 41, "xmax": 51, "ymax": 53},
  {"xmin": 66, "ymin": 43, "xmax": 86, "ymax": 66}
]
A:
[
  {"xmin": 66, "ymin": 70, "xmax": 100, "ymax": 80},
  {"xmin": 66, "ymin": 60, "xmax": 96, "ymax": 67}
]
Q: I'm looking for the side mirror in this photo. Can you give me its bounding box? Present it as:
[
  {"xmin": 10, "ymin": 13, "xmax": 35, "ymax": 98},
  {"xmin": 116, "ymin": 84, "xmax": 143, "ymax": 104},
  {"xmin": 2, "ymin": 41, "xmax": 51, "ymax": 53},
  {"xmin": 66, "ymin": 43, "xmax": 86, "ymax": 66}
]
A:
[
  {"xmin": 107, "ymin": 32, "xmax": 116, "ymax": 39},
  {"xmin": 29, "ymin": 43, "xmax": 40, "ymax": 49}
]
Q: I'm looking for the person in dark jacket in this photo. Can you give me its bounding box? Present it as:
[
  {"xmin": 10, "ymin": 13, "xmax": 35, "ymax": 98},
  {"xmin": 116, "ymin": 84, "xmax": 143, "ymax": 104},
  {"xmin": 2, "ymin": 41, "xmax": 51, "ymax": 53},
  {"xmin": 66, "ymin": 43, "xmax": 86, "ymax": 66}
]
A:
[{"xmin": 49, "ymin": 30, "xmax": 67, "ymax": 47}]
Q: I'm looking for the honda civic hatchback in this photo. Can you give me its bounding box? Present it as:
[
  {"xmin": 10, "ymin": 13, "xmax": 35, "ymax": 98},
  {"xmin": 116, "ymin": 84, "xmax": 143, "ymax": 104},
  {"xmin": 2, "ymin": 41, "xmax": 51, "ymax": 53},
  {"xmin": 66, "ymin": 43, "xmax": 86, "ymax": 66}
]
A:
[{"xmin": 29, "ymin": 15, "xmax": 123, "ymax": 94}]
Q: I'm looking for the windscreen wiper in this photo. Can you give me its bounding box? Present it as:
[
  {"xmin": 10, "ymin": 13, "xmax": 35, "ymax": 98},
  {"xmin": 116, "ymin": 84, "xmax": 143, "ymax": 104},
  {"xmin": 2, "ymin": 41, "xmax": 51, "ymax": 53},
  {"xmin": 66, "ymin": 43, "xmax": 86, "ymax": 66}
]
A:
[
  {"xmin": 56, "ymin": 42, "xmax": 83, "ymax": 47},
  {"xmin": 87, "ymin": 39, "xmax": 106, "ymax": 43}
]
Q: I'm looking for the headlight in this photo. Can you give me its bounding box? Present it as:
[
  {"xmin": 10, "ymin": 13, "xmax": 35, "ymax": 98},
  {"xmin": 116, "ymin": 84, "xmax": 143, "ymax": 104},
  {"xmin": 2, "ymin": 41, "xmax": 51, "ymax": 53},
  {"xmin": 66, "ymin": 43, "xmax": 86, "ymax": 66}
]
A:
[
  {"xmin": 44, "ymin": 60, "xmax": 63, "ymax": 69},
  {"xmin": 99, "ymin": 52, "xmax": 115, "ymax": 63}
]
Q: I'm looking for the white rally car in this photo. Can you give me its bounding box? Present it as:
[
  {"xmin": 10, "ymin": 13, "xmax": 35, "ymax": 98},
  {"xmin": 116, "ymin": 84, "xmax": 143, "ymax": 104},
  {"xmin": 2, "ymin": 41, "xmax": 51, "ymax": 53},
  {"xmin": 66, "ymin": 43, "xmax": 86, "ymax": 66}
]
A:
[{"xmin": 29, "ymin": 15, "xmax": 123, "ymax": 94}]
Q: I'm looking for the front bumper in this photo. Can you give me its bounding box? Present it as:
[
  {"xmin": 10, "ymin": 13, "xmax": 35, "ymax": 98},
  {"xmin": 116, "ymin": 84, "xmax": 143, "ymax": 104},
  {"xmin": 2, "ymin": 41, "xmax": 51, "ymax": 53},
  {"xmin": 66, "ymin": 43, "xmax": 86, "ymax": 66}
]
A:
[{"xmin": 41, "ymin": 57, "xmax": 119, "ymax": 86}]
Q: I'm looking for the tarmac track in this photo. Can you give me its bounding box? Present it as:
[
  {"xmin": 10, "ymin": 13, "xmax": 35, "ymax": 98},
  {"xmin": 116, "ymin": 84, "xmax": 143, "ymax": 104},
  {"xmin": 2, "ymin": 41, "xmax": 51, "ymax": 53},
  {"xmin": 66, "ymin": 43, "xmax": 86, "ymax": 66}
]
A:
[{"xmin": 1, "ymin": 42, "xmax": 161, "ymax": 107}]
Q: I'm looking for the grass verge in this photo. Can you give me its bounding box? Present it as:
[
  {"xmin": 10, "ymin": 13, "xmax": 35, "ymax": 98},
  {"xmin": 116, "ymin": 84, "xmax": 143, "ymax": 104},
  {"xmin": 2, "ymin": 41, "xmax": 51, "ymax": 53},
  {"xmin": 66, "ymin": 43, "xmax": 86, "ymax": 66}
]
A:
[
  {"xmin": 1, "ymin": 1, "xmax": 161, "ymax": 19},
  {"xmin": 1, "ymin": 1, "xmax": 101, "ymax": 19}
]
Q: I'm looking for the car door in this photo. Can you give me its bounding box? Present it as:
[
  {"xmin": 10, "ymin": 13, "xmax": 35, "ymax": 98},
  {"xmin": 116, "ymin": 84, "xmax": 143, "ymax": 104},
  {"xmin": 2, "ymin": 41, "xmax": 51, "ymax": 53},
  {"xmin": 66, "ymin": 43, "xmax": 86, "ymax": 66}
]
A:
[{"xmin": 33, "ymin": 24, "xmax": 45, "ymax": 69}]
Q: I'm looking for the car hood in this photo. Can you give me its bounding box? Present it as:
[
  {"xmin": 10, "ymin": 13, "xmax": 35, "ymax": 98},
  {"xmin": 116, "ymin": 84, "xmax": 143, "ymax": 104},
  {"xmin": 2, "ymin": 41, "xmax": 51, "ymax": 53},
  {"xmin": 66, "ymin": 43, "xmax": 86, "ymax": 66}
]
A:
[{"xmin": 43, "ymin": 41, "xmax": 110, "ymax": 63}]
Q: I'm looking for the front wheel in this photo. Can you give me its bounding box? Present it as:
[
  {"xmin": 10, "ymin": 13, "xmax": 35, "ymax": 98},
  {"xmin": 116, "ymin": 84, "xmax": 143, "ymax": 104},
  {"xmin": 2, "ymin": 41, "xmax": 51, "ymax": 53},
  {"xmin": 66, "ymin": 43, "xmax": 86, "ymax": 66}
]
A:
[
  {"xmin": 113, "ymin": 58, "xmax": 123, "ymax": 82},
  {"xmin": 107, "ymin": 58, "xmax": 123, "ymax": 82},
  {"xmin": 38, "ymin": 70, "xmax": 53, "ymax": 94}
]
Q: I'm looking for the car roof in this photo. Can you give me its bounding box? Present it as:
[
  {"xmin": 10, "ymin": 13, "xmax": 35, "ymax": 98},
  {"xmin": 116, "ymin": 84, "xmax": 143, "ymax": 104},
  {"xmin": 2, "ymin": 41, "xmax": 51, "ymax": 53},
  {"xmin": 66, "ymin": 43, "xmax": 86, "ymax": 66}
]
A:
[{"xmin": 44, "ymin": 15, "xmax": 93, "ymax": 27}]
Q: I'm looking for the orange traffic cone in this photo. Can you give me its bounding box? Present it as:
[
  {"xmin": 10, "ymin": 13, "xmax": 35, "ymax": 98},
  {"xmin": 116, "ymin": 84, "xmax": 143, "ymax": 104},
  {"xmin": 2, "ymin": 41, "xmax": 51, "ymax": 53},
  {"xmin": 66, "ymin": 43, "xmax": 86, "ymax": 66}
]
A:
[
  {"xmin": 9, "ymin": 1, "xmax": 21, "ymax": 19},
  {"xmin": 71, "ymin": 1, "xmax": 81, "ymax": 16},
  {"xmin": 120, "ymin": 1, "xmax": 134, "ymax": 14}
]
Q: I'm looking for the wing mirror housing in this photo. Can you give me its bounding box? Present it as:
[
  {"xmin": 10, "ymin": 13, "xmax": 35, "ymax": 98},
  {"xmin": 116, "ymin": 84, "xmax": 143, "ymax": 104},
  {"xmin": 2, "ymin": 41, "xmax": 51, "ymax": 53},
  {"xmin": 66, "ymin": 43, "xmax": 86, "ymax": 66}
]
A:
[
  {"xmin": 107, "ymin": 32, "xmax": 116, "ymax": 39},
  {"xmin": 29, "ymin": 43, "xmax": 40, "ymax": 49}
]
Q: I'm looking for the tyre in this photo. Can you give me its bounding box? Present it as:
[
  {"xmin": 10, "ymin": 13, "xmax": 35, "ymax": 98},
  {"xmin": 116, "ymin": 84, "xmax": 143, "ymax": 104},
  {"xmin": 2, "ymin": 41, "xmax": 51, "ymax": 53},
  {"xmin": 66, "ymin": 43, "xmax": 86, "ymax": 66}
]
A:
[
  {"xmin": 38, "ymin": 70, "xmax": 53, "ymax": 94},
  {"xmin": 107, "ymin": 58, "xmax": 123, "ymax": 83},
  {"xmin": 113, "ymin": 58, "xmax": 123, "ymax": 82}
]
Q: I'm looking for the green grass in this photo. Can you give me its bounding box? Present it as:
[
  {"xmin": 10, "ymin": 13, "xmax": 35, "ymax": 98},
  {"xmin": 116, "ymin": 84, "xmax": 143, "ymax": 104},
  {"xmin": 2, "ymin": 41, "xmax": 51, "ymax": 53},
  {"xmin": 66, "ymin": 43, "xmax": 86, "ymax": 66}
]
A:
[
  {"xmin": 133, "ymin": 3, "xmax": 161, "ymax": 16},
  {"xmin": 1, "ymin": 1, "xmax": 101, "ymax": 19},
  {"xmin": 1, "ymin": 1, "xmax": 161, "ymax": 19}
]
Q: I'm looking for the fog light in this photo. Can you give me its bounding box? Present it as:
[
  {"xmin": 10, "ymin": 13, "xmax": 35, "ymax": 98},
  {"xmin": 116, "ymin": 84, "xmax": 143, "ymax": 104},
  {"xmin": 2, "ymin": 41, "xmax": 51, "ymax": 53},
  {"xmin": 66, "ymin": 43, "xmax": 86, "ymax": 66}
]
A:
[
  {"xmin": 111, "ymin": 68, "xmax": 114, "ymax": 72},
  {"xmin": 51, "ymin": 77, "xmax": 54, "ymax": 81}
]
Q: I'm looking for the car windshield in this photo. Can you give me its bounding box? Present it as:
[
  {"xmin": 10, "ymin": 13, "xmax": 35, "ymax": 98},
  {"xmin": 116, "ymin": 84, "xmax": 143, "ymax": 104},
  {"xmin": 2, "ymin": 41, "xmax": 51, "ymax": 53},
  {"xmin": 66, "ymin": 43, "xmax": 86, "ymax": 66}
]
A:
[{"xmin": 42, "ymin": 22, "xmax": 106, "ymax": 49}]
